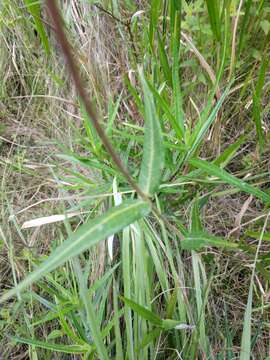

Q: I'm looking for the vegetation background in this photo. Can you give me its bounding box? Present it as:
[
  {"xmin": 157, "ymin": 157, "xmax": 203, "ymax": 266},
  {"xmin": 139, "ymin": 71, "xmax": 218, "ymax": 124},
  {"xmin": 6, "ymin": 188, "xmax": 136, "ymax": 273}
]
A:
[{"xmin": 0, "ymin": 0, "xmax": 270, "ymax": 359}]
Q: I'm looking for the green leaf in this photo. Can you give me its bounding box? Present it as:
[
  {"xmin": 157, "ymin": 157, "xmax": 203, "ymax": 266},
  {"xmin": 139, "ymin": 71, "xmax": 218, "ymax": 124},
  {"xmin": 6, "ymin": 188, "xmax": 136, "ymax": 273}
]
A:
[
  {"xmin": 24, "ymin": 0, "xmax": 50, "ymax": 55},
  {"xmin": 253, "ymin": 58, "xmax": 269, "ymax": 150},
  {"xmin": 239, "ymin": 281, "xmax": 253, "ymax": 360},
  {"xmin": 139, "ymin": 329, "xmax": 161, "ymax": 350},
  {"xmin": 214, "ymin": 135, "xmax": 246, "ymax": 168},
  {"xmin": 162, "ymin": 319, "xmax": 188, "ymax": 330},
  {"xmin": 73, "ymin": 259, "xmax": 110, "ymax": 360},
  {"xmin": 138, "ymin": 67, "xmax": 164, "ymax": 196},
  {"xmin": 181, "ymin": 232, "xmax": 239, "ymax": 250},
  {"xmin": 172, "ymin": 6, "xmax": 185, "ymax": 140},
  {"xmin": 190, "ymin": 201, "xmax": 208, "ymax": 352},
  {"xmin": 149, "ymin": 0, "xmax": 161, "ymax": 47},
  {"xmin": 146, "ymin": 79, "xmax": 183, "ymax": 139},
  {"xmin": 106, "ymin": 93, "xmax": 122, "ymax": 137},
  {"xmin": 245, "ymin": 231, "xmax": 270, "ymax": 242},
  {"xmin": 120, "ymin": 296, "xmax": 163, "ymax": 327},
  {"xmin": 47, "ymin": 330, "xmax": 63, "ymax": 341},
  {"xmin": 189, "ymin": 158, "xmax": 270, "ymax": 204},
  {"xmin": 260, "ymin": 20, "xmax": 270, "ymax": 35},
  {"xmin": 190, "ymin": 200, "xmax": 203, "ymax": 233},
  {"xmin": 10, "ymin": 336, "xmax": 90, "ymax": 354},
  {"xmin": 205, "ymin": 0, "xmax": 221, "ymax": 41},
  {"xmin": 0, "ymin": 200, "xmax": 150, "ymax": 303},
  {"xmin": 80, "ymin": 100, "xmax": 100, "ymax": 155},
  {"xmin": 186, "ymin": 85, "xmax": 231, "ymax": 162},
  {"xmin": 238, "ymin": 0, "xmax": 252, "ymax": 52},
  {"xmin": 157, "ymin": 32, "xmax": 172, "ymax": 87}
]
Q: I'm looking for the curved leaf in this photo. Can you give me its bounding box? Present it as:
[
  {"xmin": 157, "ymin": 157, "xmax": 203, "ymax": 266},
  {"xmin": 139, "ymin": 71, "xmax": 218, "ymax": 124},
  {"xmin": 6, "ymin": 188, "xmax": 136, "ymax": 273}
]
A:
[
  {"xmin": 0, "ymin": 200, "xmax": 150, "ymax": 303},
  {"xmin": 10, "ymin": 336, "xmax": 89, "ymax": 354},
  {"xmin": 189, "ymin": 158, "xmax": 270, "ymax": 204}
]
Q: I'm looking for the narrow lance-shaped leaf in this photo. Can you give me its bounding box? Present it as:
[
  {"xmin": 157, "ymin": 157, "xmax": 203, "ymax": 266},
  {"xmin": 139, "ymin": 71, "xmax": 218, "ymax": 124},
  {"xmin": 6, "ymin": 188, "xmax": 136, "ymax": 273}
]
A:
[
  {"xmin": 189, "ymin": 158, "xmax": 270, "ymax": 204},
  {"xmin": 10, "ymin": 336, "xmax": 89, "ymax": 354},
  {"xmin": 0, "ymin": 200, "xmax": 150, "ymax": 303},
  {"xmin": 120, "ymin": 296, "xmax": 163, "ymax": 327},
  {"xmin": 157, "ymin": 32, "xmax": 172, "ymax": 87},
  {"xmin": 138, "ymin": 67, "xmax": 164, "ymax": 196},
  {"xmin": 181, "ymin": 232, "xmax": 239, "ymax": 250}
]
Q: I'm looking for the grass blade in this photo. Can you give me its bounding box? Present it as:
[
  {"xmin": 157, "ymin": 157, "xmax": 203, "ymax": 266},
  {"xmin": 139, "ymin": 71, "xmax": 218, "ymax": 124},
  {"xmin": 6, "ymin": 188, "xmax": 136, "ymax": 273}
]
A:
[
  {"xmin": 190, "ymin": 202, "xmax": 208, "ymax": 354},
  {"xmin": 214, "ymin": 135, "xmax": 246, "ymax": 168},
  {"xmin": 120, "ymin": 296, "xmax": 163, "ymax": 327},
  {"xmin": 182, "ymin": 233, "xmax": 239, "ymax": 250},
  {"xmin": 149, "ymin": 0, "xmax": 161, "ymax": 48},
  {"xmin": 138, "ymin": 67, "xmax": 164, "ymax": 196},
  {"xmin": 238, "ymin": 0, "xmax": 253, "ymax": 53},
  {"xmin": 0, "ymin": 200, "xmax": 150, "ymax": 303},
  {"xmin": 186, "ymin": 85, "xmax": 231, "ymax": 162},
  {"xmin": 146, "ymin": 79, "xmax": 183, "ymax": 139},
  {"xmin": 10, "ymin": 336, "xmax": 89, "ymax": 354},
  {"xmin": 122, "ymin": 227, "xmax": 134, "ymax": 359},
  {"xmin": 113, "ymin": 280, "xmax": 124, "ymax": 360},
  {"xmin": 253, "ymin": 58, "xmax": 269, "ymax": 150},
  {"xmin": 240, "ymin": 213, "xmax": 270, "ymax": 359},
  {"xmin": 157, "ymin": 32, "xmax": 172, "ymax": 87},
  {"xmin": 24, "ymin": 0, "xmax": 50, "ymax": 55},
  {"xmin": 171, "ymin": 1, "xmax": 185, "ymax": 140},
  {"xmin": 239, "ymin": 284, "xmax": 253, "ymax": 360},
  {"xmin": 189, "ymin": 158, "xmax": 270, "ymax": 204},
  {"xmin": 205, "ymin": 0, "xmax": 221, "ymax": 41},
  {"xmin": 73, "ymin": 259, "xmax": 110, "ymax": 360}
]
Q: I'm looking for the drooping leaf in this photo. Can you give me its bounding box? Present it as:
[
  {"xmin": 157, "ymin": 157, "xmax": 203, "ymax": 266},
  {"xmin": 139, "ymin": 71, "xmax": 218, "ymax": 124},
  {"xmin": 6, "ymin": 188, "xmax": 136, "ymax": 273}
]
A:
[
  {"xmin": 0, "ymin": 200, "xmax": 150, "ymax": 303},
  {"xmin": 189, "ymin": 158, "xmax": 270, "ymax": 204}
]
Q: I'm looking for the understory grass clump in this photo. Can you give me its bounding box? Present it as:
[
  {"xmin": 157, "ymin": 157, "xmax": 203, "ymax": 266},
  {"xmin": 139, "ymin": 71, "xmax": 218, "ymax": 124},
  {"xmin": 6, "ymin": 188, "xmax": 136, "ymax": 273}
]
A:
[{"xmin": 0, "ymin": 0, "xmax": 270, "ymax": 359}]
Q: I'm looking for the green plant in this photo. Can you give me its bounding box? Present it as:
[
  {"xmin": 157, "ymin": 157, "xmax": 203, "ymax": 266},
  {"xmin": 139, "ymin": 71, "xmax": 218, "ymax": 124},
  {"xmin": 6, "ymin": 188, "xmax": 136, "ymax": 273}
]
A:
[{"xmin": 1, "ymin": 0, "xmax": 270, "ymax": 359}]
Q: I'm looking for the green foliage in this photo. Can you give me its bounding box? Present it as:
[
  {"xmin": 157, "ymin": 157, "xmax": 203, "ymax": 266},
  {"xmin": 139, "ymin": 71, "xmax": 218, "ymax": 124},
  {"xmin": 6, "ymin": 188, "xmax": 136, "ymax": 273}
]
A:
[
  {"xmin": 1, "ymin": 0, "xmax": 270, "ymax": 358},
  {"xmin": 205, "ymin": 0, "xmax": 221, "ymax": 41},
  {"xmin": 138, "ymin": 67, "xmax": 164, "ymax": 196},
  {"xmin": 0, "ymin": 200, "xmax": 150, "ymax": 303}
]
